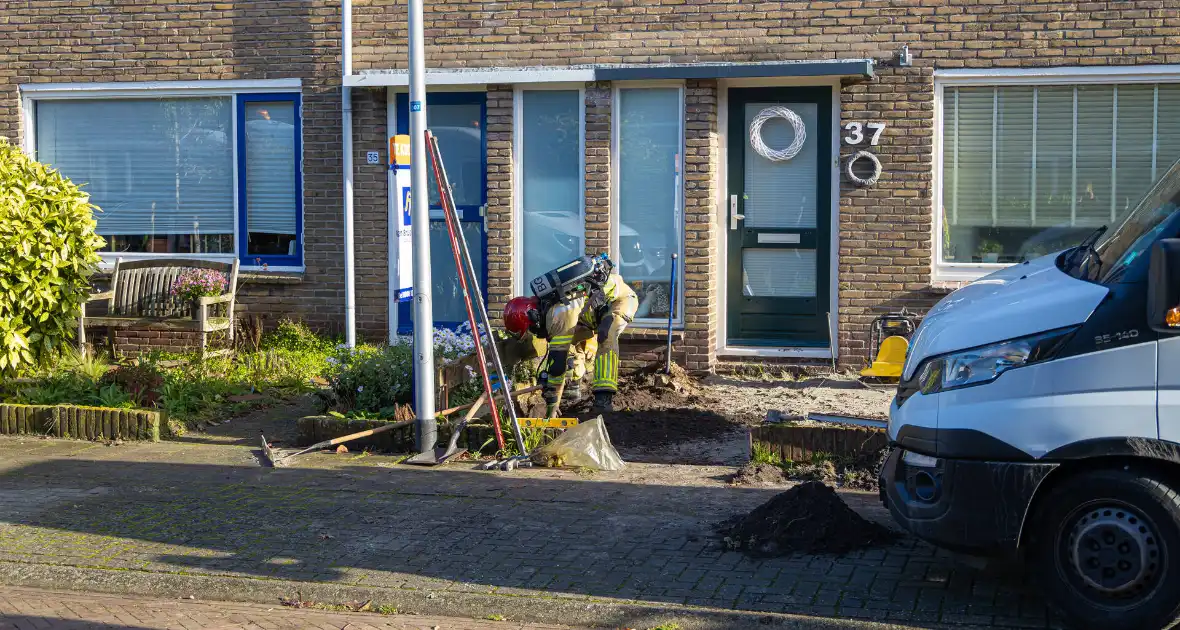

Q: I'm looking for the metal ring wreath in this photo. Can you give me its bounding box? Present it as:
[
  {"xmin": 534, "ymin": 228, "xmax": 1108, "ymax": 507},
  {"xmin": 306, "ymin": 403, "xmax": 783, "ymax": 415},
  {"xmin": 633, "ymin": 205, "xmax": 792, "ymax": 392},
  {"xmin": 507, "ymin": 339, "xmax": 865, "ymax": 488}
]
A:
[
  {"xmin": 748, "ymin": 106, "xmax": 807, "ymax": 162},
  {"xmin": 845, "ymin": 150, "xmax": 882, "ymax": 187}
]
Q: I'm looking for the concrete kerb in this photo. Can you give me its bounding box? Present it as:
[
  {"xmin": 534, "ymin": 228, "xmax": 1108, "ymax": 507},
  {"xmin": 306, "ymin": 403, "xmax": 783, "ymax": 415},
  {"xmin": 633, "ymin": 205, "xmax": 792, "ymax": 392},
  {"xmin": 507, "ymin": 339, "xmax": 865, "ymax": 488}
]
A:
[{"xmin": 0, "ymin": 560, "xmax": 909, "ymax": 630}]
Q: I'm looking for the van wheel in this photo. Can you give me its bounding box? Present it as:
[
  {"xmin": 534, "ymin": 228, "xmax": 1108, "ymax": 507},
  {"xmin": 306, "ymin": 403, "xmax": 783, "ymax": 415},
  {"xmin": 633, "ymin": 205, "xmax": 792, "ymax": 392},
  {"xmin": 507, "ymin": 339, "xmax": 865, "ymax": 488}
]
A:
[{"xmin": 1034, "ymin": 469, "xmax": 1180, "ymax": 630}]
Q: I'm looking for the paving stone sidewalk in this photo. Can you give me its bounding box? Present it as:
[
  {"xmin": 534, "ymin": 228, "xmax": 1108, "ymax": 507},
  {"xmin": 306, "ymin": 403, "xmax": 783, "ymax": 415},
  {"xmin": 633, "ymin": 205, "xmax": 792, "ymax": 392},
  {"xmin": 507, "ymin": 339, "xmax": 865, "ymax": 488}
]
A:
[
  {"xmin": 0, "ymin": 436, "xmax": 1057, "ymax": 629},
  {"xmin": 0, "ymin": 585, "xmax": 571, "ymax": 629}
]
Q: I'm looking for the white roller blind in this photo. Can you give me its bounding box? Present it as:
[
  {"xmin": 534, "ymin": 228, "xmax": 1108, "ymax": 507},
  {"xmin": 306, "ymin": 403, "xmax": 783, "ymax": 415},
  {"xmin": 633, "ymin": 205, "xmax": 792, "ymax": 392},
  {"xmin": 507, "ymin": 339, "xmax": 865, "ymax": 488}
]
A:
[
  {"xmin": 943, "ymin": 83, "xmax": 1180, "ymax": 231},
  {"xmin": 520, "ymin": 90, "xmax": 583, "ymax": 284},
  {"xmin": 244, "ymin": 101, "xmax": 297, "ymax": 235},
  {"xmin": 743, "ymin": 102, "xmax": 817, "ymax": 229},
  {"xmin": 36, "ymin": 98, "xmax": 234, "ymax": 236}
]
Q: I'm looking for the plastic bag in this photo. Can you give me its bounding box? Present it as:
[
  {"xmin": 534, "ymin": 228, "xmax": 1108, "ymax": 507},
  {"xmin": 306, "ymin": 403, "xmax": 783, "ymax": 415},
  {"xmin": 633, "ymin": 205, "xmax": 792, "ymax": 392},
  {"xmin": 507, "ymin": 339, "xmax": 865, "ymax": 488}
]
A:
[{"xmin": 530, "ymin": 416, "xmax": 624, "ymax": 471}]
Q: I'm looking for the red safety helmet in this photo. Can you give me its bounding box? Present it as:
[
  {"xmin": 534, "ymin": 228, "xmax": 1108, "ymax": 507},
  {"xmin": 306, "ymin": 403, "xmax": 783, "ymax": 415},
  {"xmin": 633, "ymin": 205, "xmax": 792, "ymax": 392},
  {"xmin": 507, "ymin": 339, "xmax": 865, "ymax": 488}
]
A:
[{"xmin": 503, "ymin": 296, "xmax": 540, "ymax": 337}]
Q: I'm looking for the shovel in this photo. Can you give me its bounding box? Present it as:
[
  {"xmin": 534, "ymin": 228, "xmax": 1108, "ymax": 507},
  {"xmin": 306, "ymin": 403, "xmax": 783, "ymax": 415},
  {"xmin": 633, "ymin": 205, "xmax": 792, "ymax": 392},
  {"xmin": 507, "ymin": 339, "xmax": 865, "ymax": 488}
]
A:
[{"xmin": 403, "ymin": 391, "xmax": 488, "ymax": 465}]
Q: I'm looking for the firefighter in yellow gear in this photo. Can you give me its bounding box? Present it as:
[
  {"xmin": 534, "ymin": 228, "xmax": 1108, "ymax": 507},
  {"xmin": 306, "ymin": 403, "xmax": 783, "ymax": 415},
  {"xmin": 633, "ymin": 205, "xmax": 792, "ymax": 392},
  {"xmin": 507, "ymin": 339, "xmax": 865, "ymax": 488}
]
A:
[{"xmin": 502, "ymin": 255, "xmax": 638, "ymax": 415}]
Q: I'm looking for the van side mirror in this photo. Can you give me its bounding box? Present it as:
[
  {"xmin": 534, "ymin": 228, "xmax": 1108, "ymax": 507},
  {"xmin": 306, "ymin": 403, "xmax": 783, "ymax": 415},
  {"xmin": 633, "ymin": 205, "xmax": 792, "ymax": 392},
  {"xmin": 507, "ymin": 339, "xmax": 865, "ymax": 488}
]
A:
[{"xmin": 1148, "ymin": 238, "xmax": 1180, "ymax": 332}]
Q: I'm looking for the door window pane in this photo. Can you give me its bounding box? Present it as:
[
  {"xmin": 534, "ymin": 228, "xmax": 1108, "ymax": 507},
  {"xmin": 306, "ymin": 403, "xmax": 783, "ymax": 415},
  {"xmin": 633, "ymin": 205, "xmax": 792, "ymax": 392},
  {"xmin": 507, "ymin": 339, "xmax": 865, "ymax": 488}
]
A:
[
  {"xmin": 743, "ymin": 102, "xmax": 818, "ymax": 229},
  {"xmin": 244, "ymin": 101, "xmax": 298, "ymax": 257},
  {"xmin": 618, "ymin": 88, "xmax": 681, "ymax": 321},
  {"xmin": 427, "ymin": 222, "xmax": 485, "ymax": 323},
  {"xmin": 428, "ymin": 103, "xmax": 483, "ymax": 210},
  {"xmin": 520, "ymin": 90, "xmax": 582, "ymax": 285},
  {"xmin": 941, "ymin": 83, "xmax": 1180, "ymax": 265},
  {"xmin": 36, "ymin": 98, "xmax": 234, "ymax": 254},
  {"xmin": 742, "ymin": 249, "xmax": 817, "ymax": 297}
]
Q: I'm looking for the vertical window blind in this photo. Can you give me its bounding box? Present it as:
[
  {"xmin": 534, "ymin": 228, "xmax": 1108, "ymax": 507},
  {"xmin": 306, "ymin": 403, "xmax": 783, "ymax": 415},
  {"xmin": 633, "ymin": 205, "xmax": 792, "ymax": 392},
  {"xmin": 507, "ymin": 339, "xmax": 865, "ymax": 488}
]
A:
[
  {"xmin": 941, "ymin": 83, "xmax": 1180, "ymax": 264},
  {"xmin": 617, "ymin": 87, "xmax": 682, "ymax": 321},
  {"xmin": 520, "ymin": 90, "xmax": 583, "ymax": 285}
]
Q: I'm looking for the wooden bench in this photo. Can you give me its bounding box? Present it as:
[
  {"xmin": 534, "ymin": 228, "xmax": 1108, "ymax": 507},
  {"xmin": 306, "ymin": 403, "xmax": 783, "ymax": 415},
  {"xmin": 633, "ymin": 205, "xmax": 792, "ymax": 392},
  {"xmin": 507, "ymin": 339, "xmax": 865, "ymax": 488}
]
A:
[{"xmin": 79, "ymin": 258, "xmax": 240, "ymax": 358}]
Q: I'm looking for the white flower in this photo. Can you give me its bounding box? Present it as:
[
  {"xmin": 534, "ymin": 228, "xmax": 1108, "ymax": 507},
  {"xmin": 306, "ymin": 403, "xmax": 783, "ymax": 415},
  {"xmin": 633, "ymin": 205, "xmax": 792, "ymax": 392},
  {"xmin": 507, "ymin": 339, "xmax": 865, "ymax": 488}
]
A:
[{"xmin": 357, "ymin": 385, "xmax": 364, "ymax": 393}]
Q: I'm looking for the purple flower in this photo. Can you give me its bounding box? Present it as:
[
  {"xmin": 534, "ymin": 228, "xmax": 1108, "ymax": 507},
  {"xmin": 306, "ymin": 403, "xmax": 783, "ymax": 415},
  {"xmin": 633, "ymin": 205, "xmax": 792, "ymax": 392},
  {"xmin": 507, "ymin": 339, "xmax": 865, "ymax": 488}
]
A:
[{"xmin": 171, "ymin": 269, "xmax": 228, "ymax": 303}]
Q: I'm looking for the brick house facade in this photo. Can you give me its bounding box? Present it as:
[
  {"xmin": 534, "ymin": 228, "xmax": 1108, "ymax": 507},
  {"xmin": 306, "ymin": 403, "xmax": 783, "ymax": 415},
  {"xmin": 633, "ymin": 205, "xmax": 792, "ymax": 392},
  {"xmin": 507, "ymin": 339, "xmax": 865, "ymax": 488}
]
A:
[{"xmin": 3, "ymin": 1, "xmax": 1179, "ymax": 369}]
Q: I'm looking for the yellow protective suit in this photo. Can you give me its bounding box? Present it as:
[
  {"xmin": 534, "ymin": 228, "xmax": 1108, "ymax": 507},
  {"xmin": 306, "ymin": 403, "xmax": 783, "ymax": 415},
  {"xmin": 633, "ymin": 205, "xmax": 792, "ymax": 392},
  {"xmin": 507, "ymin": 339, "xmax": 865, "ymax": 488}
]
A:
[{"xmin": 538, "ymin": 273, "xmax": 638, "ymax": 405}]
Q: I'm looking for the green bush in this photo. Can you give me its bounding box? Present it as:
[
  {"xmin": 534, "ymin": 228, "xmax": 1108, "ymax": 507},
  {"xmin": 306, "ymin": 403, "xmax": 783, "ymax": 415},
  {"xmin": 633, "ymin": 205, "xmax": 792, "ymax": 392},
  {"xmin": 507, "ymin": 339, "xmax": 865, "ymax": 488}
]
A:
[
  {"xmin": 262, "ymin": 319, "xmax": 335, "ymax": 354},
  {"xmin": 0, "ymin": 138, "xmax": 105, "ymax": 375},
  {"xmin": 329, "ymin": 343, "xmax": 414, "ymax": 413}
]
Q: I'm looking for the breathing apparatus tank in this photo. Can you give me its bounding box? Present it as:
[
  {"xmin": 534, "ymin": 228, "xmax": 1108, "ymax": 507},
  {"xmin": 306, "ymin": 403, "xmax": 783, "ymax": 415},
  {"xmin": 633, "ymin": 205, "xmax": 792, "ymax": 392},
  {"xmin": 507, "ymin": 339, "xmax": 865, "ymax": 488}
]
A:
[{"xmin": 529, "ymin": 254, "xmax": 614, "ymax": 306}]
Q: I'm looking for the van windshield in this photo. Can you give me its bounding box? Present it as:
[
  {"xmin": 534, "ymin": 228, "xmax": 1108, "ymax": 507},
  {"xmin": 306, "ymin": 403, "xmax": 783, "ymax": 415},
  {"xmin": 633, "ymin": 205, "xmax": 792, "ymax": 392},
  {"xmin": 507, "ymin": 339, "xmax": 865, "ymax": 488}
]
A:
[{"xmin": 1072, "ymin": 161, "xmax": 1180, "ymax": 283}]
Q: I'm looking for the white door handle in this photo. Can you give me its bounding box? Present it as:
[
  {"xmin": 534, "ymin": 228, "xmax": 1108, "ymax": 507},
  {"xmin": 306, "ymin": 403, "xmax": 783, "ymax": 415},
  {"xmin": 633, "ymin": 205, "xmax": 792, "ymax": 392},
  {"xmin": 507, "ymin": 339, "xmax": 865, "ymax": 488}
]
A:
[{"xmin": 729, "ymin": 194, "xmax": 745, "ymax": 231}]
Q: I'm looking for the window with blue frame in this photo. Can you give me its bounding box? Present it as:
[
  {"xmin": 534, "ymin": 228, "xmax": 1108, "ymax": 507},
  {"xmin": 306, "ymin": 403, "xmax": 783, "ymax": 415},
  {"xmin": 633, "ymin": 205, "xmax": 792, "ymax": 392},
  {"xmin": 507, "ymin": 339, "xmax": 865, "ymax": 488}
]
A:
[{"xmin": 34, "ymin": 92, "xmax": 303, "ymax": 268}]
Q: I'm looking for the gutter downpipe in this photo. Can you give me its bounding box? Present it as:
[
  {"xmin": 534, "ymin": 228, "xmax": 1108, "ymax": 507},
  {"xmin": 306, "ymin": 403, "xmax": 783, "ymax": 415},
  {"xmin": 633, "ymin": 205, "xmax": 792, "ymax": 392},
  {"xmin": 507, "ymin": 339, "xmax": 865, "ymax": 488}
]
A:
[{"xmin": 342, "ymin": 0, "xmax": 357, "ymax": 347}]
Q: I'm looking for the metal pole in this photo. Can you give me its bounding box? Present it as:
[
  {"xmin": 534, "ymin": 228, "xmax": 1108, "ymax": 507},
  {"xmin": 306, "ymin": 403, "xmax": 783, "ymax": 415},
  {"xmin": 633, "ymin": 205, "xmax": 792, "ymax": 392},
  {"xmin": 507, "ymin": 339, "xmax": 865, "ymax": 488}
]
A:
[
  {"xmin": 342, "ymin": 0, "xmax": 356, "ymax": 347},
  {"xmin": 408, "ymin": 0, "xmax": 435, "ymax": 452},
  {"xmin": 429, "ymin": 136, "xmax": 527, "ymax": 455},
  {"xmin": 665, "ymin": 252, "xmax": 677, "ymax": 374}
]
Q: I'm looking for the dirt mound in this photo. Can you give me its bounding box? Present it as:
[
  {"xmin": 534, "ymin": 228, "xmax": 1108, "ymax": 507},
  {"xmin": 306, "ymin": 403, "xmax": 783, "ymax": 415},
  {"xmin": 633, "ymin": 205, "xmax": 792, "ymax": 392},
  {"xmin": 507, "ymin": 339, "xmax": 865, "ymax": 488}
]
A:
[
  {"xmin": 718, "ymin": 482, "xmax": 898, "ymax": 556},
  {"xmin": 729, "ymin": 462, "xmax": 789, "ymax": 486},
  {"xmin": 790, "ymin": 460, "xmax": 838, "ymax": 484},
  {"xmin": 595, "ymin": 409, "xmax": 739, "ymax": 449}
]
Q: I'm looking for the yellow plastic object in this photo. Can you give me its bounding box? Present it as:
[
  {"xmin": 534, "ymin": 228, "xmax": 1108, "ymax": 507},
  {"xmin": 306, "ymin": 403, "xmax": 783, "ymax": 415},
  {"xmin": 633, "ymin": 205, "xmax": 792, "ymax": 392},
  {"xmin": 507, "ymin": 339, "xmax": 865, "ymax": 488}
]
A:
[
  {"xmin": 860, "ymin": 335, "xmax": 909, "ymax": 379},
  {"xmin": 519, "ymin": 417, "xmax": 580, "ymax": 429}
]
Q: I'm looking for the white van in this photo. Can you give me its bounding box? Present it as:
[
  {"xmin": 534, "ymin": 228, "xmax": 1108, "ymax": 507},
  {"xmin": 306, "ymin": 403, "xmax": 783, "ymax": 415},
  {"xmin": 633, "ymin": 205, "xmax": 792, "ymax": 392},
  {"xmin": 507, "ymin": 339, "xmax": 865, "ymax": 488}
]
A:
[{"xmin": 881, "ymin": 162, "xmax": 1180, "ymax": 630}]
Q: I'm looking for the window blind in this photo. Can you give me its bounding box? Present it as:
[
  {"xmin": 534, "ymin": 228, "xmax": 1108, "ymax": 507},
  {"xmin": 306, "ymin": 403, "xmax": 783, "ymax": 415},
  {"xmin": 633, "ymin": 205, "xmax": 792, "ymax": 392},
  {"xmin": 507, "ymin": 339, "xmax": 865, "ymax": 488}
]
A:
[
  {"xmin": 520, "ymin": 90, "xmax": 582, "ymax": 284},
  {"xmin": 36, "ymin": 98, "xmax": 235, "ymax": 236},
  {"xmin": 618, "ymin": 87, "xmax": 682, "ymax": 320},
  {"xmin": 944, "ymin": 84, "xmax": 1180, "ymax": 231},
  {"xmin": 244, "ymin": 101, "xmax": 297, "ymax": 235}
]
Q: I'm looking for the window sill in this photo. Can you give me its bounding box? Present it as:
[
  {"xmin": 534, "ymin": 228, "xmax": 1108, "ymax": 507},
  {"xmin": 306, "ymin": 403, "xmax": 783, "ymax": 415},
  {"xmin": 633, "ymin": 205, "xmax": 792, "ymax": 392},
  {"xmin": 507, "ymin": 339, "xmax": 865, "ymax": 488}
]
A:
[
  {"xmin": 239, "ymin": 270, "xmax": 304, "ymax": 285},
  {"xmin": 929, "ymin": 280, "xmax": 970, "ymax": 294}
]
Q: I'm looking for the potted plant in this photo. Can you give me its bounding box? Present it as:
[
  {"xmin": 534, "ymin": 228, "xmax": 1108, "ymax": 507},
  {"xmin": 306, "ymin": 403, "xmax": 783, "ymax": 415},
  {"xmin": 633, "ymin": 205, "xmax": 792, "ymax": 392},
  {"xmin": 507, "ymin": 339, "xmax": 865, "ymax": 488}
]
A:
[
  {"xmin": 170, "ymin": 269, "xmax": 228, "ymax": 317},
  {"xmin": 976, "ymin": 239, "xmax": 1004, "ymax": 263}
]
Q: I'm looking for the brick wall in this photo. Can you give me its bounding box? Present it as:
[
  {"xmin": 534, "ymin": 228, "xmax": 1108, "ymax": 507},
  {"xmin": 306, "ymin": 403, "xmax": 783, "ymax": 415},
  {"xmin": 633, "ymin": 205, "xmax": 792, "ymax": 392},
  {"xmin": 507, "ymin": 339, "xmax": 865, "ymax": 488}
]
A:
[
  {"xmin": 7, "ymin": 1, "xmax": 1180, "ymax": 366},
  {"xmin": 352, "ymin": 1, "xmax": 1180, "ymax": 71},
  {"xmin": 682, "ymin": 80, "xmax": 720, "ymax": 373},
  {"xmin": 485, "ymin": 85, "xmax": 515, "ymax": 316},
  {"xmin": 0, "ymin": 0, "xmax": 347, "ymax": 334}
]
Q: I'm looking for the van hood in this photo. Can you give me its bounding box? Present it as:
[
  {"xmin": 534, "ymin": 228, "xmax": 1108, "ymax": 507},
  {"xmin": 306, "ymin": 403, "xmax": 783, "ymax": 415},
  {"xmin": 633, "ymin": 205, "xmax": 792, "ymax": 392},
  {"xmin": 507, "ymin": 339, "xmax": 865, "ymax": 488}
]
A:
[{"xmin": 902, "ymin": 253, "xmax": 1110, "ymax": 379}]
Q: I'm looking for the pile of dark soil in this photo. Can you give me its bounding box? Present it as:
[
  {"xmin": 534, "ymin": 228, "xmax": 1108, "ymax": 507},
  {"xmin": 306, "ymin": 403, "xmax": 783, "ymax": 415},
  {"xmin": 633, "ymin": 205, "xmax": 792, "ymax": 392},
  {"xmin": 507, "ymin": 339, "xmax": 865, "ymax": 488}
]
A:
[
  {"xmin": 790, "ymin": 460, "xmax": 838, "ymax": 484},
  {"xmin": 728, "ymin": 462, "xmax": 789, "ymax": 486},
  {"xmin": 592, "ymin": 409, "xmax": 739, "ymax": 449},
  {"xmin": 718, "ymin": 481, "xmax": 898, "ymax": 556},
  {"xmin": 556, "ymin": 362, "xmax": 747, "ymax": 451}
]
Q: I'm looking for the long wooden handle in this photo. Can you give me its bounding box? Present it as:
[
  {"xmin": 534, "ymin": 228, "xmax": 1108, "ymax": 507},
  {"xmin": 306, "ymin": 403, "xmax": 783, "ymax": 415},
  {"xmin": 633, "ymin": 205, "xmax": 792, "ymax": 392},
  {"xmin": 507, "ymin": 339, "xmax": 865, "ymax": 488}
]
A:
[
  {"xmin": 437, "ymin": 384, "xmax": 541, "ymax": 418},
  {"xmin": 309, "ymin": 419, "xmax": 415, "ymax": 451}
]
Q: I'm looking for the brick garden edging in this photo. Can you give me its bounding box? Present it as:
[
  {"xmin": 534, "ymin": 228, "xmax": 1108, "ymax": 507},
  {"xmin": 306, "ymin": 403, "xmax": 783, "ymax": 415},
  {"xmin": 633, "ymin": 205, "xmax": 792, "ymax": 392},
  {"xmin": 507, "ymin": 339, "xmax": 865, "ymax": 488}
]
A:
[
  {"xmin": 297, "ymin": 415, "xmax": 560, "ymax": 454},
  {"xmin": 0, "ymin": 404, "xmax": 160, "ymax": 442},
  {"xmin": 750, "ymin": 423, "xmax": 888, "ymax": 463}
]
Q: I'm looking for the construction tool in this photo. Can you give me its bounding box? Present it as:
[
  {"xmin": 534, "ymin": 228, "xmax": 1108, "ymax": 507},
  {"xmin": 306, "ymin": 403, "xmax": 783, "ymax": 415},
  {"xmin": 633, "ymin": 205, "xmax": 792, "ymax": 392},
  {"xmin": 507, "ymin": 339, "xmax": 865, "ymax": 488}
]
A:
[
  {"xmin": 260, "ymin": 419, "xmax": 413, "ymax": 467},
  {"xmin": 860, "ymin": 308, "xmax": 917, "ymax": 380},
  {"xmin": 519, "ymin": 417, "xmax": 579, "ymax": 428},
  {"xmin": 426, "ymin": 131, "xmax": 507, "ymax": 452},
  {"xmin": 404, "ymin": 391, "xmax": 487, "ymax": 465},
  {"xmin": 427, "ymin": 131, "xmax": 528, "ymax": 459},
  {"xmin": 664, "ymin": 252, "xmax": 678, "ymax": 374}
]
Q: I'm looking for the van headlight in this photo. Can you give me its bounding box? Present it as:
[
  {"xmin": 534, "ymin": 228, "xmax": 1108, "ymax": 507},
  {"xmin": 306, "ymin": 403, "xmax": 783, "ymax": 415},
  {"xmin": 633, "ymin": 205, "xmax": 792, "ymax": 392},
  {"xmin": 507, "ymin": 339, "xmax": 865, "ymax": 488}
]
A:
[{"xmin": 917, "ymin": 327, "xmax": 1076, "ymax": 395}]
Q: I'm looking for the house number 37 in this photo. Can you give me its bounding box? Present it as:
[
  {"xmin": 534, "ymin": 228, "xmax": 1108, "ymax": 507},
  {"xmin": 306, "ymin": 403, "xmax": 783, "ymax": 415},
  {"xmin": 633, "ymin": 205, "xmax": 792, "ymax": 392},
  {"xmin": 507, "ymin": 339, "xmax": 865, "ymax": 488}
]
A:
[{"xmin": 843, "ymin": 122, "xmax": 887, "ymax": 146}]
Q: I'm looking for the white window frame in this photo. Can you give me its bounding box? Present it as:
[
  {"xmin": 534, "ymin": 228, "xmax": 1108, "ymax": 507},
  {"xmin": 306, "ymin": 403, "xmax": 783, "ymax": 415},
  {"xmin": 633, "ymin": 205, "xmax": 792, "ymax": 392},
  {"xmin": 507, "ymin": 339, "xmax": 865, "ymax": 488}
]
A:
[
  {"xmin": 20, "ymin": 79, "xmax": 305, "ymax": 272},
  {"xmin": 511, "ymin": 84, "xmax": 586, "ymax": 293},
  {"xmin": 610, "ymin": 81, "xmax": 686, "ymax": 328},
  {"xmin": 933, "ymin": 65, "xmax": 1180, "ymax": 283}
]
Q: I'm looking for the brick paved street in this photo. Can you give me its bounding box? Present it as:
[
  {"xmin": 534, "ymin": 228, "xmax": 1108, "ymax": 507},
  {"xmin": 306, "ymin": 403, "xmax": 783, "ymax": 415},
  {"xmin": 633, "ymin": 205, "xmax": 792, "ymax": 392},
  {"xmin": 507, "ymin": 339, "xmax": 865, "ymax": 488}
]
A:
[
  {"xmin": 0, "ymin": 436, "xmax": 1057, "ymax": 629},
  {"xmin": 0, "ymin": 585, "xmax": 571, "ymax": 629}
]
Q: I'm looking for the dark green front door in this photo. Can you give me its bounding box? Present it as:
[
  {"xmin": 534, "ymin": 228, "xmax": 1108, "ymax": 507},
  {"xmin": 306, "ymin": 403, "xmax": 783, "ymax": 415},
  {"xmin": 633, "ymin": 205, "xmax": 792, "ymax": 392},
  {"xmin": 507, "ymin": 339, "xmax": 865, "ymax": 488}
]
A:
[{"xmin": 727, "ymin": 87, "xmax": 832, "ymax": 347}]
